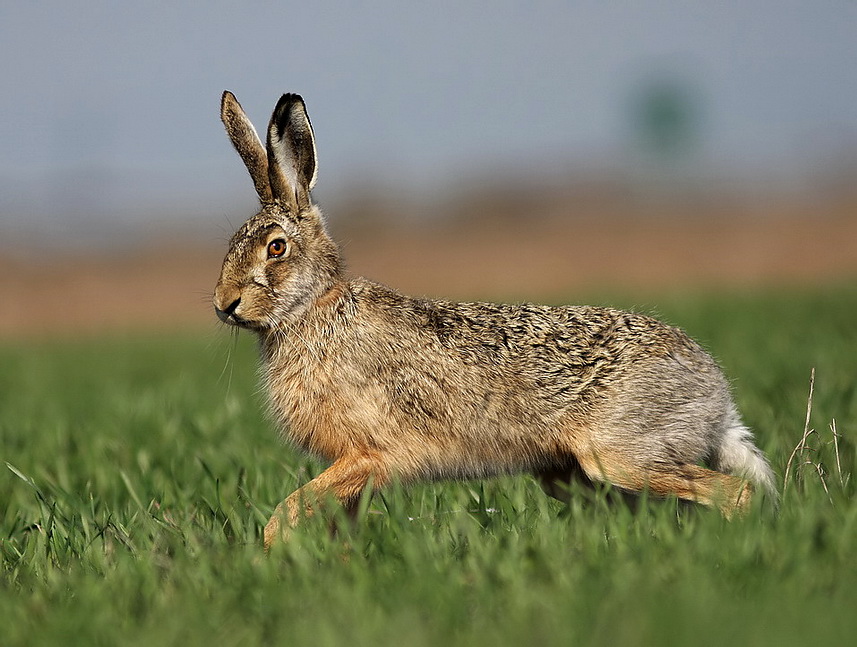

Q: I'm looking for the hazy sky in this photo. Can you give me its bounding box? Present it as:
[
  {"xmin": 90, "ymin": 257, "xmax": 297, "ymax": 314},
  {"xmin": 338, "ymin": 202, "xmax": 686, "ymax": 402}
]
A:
[{"xmin": 1, "ymin": 1, "xmax": 855, "ymax": 236}]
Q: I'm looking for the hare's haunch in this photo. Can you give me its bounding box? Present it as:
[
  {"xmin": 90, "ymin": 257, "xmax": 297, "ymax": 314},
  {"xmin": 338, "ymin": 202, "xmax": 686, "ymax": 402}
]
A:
[{"xmin": 213, "ymin": 92, "xmax": 776, "ymax": 549}]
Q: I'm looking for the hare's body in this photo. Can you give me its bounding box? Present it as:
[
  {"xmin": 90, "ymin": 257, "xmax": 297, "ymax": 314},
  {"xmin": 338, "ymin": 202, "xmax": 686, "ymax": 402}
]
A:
[
  {"xmin": 213, "ymin": 92, "xmax": 776, "ymax": 549},
  {"xmin": 264, "ymin": 279, "xmax": 731, "ymax": 480}
]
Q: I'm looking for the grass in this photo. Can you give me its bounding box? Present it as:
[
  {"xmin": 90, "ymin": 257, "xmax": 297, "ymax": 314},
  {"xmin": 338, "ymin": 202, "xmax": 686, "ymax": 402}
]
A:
[{"xmin": 2, "ymin": 286, "xmax": 856, "ymax": 646}]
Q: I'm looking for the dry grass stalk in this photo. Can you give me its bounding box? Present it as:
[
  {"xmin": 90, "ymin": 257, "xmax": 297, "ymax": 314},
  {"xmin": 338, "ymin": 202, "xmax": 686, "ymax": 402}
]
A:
[
  {"xmin": 830, "ymin": 419, "xmax": 845, "ymax": 488},
  {"xmin": 782, "ymin": 370, "xmax": 850, "ymax": 506},
  {"xmin": 783, "ymin": 368, "xmax": 816, "ymax": 496}
]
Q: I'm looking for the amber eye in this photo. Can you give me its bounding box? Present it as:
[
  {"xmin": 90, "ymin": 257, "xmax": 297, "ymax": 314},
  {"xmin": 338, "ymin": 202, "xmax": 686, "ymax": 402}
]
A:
[{"xmin": 267, "ymin": 238, "xmax": 289, "ymax": 258}]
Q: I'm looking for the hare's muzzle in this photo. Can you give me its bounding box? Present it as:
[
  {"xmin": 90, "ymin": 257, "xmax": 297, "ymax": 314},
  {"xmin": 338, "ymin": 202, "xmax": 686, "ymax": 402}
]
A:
[
  {"xmin": 213, "ymin": 283, "xmax": 243, "ymax": 326},
  {"xmin": 214, "ymin": 299, "xmax": 240, "ymax": 324}
]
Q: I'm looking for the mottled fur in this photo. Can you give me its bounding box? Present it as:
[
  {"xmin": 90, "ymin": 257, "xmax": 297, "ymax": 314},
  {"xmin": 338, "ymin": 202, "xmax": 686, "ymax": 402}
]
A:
[{"xmin": 213, "ymin": 91, "xmax": 777, "ymax": 549}]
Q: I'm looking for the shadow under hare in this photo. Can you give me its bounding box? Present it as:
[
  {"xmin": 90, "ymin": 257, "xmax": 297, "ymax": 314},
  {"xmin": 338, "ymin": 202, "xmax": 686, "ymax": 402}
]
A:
[{"xmin": 213, "ymin": 91, "xmax": 777, "ymax": 549}]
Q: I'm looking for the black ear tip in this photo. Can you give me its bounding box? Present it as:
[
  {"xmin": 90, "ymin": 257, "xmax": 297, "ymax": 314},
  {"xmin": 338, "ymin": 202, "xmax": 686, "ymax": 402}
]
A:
[{"xmin": 272, "ymin": 93, "xmax": 306, "ymax": 125}]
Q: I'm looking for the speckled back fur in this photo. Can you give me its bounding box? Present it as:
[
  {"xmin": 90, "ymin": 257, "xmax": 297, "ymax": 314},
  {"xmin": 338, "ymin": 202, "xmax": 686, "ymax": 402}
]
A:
[{"xmin": 212, "ymin": 91, "xmax": 777, "ymax": 549}]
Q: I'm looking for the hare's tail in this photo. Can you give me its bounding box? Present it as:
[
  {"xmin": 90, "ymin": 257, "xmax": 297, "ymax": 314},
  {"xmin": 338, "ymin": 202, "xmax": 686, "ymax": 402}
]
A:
[{"xmin": 714, "ymin": 406, "xmax": 779, "ymax": 504}]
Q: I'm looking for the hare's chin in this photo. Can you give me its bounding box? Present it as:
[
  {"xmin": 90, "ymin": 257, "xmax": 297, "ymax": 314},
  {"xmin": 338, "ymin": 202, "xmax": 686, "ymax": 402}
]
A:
[{"xmin": 229, "ymin": 319, "xmax": 266, "ymax": 332}]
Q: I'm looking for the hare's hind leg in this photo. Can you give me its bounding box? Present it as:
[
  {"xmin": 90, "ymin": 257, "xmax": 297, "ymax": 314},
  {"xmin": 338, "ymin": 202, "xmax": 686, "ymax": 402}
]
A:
[
  {"xmin": 572, "ymin": 449, "xmax": 753, "ymax": 518},
  {"xmin": 264, "ymin": 453, "xmax": 388, "ymax": 550}
]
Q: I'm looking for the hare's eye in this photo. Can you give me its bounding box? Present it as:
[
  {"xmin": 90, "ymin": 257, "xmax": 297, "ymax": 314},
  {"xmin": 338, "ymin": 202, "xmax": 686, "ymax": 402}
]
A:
[{"xmin": 267, "ymin": 239, "xmax": 289, "ymax": 258}]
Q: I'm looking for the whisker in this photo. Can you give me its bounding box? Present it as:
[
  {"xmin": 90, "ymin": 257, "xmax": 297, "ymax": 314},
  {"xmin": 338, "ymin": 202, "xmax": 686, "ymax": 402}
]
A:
[{"xmin": 215, "ymin": 325, "xmax": 240, "ymax": 392}]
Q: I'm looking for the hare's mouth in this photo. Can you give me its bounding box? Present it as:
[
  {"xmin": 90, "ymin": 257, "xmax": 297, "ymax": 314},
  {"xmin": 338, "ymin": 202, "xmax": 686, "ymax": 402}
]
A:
[{"xmin": 214, "ymin": 306, "xmax": 263, "ymax": 331}]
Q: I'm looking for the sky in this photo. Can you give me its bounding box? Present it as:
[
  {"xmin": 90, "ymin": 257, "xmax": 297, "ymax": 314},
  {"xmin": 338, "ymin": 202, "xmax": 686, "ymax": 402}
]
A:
[{"xmin": 1, "ymin": 1, "xmax": 855, "ymax": 239}]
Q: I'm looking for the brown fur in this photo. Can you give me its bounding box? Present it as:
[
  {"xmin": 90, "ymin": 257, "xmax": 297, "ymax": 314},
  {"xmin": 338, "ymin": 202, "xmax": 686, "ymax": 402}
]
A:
[{"xmin": 213, "ymin": 92, "xmax": 776, "ymax": 549}]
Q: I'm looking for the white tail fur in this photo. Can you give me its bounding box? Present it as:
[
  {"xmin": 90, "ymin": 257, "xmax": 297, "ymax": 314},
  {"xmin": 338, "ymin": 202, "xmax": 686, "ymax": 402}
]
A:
[{"xmin": 715, "ymin": 406, "xmax": 778, "ymax": 504}]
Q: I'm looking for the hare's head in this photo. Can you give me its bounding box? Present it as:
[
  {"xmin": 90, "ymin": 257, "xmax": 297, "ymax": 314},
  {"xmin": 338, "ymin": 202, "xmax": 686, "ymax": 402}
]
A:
[{"xmin": 214, "ymin": 92, "xmax": 341, "ymax": 331}]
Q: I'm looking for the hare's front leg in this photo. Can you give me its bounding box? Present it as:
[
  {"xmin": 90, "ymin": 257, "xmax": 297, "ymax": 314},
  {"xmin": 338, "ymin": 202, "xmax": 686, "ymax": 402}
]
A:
[{"xmin": 264, "ymin": 453, "xmax": 388, "ymax": 550}]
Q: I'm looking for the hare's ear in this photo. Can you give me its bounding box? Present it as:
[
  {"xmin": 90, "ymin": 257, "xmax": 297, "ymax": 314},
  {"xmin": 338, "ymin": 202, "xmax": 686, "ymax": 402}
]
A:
[
  {"xmin": 266, "ymin": 93, "xmax": 318, "ymax": 212},
  {"xmin": 221, "ymin": 91, "xmax": 272, "ymax": 203}
]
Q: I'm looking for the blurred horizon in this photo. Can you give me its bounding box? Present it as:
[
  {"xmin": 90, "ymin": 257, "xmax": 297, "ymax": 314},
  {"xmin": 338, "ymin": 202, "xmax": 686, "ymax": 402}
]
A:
[
  {"xmin": 2, "ymin": 1, "xmax": 856, "ymax": 245},
  {"xmin": 3, "ymin": 2, "xmax": 856, "ymax": 338}
]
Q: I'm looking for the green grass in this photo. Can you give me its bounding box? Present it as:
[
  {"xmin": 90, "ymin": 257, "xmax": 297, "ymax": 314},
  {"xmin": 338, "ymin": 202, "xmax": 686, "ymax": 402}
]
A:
[{"xmin": 2, "ymin": 286, "xmax": 856, "ymax": 646}]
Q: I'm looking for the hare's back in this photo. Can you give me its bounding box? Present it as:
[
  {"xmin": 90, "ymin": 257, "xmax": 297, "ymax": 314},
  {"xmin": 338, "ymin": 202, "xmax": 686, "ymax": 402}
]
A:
[{"xmin": 353, "ymin": 279, "xmax": 719, "ymax": 405}]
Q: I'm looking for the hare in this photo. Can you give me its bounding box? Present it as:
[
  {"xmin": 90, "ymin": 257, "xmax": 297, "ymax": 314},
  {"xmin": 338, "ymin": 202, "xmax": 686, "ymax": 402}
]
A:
[{"xmin": 213, "ymin": 91, "xmax": 777, "ymax": 549}]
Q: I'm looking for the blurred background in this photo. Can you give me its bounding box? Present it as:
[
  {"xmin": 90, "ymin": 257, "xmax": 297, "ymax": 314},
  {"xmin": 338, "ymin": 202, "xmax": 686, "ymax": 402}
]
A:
[{"xmin": 1, "ymin": 1, "xmax": 856, "ymax": 338}]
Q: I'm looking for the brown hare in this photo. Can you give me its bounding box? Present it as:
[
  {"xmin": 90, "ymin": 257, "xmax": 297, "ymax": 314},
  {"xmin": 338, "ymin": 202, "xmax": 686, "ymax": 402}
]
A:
[{"xmin": 213, "ymin": 91, "xmax": 777, "ymax": 549}]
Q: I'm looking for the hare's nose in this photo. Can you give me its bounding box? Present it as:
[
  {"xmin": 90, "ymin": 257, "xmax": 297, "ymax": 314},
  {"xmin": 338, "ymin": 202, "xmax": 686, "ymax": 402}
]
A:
[
  {"xmin": 214, "ymin": 296, "xmax": 241, "ymax": 323},
  {"xmin": 214, "ymin": 281, "xmax": 242, "ymax": 322},
  {"xmin": 222, "ymin": 296, "xmax": 240, "ymax": 315}
]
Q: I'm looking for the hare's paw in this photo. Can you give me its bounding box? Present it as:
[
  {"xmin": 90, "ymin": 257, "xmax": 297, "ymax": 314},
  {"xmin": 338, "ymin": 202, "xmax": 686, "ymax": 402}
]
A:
[
  {"xmin": 263, "ymin": 507, "xmax": 287, "ymax": 551},
  {"xmin": 263, "ymin": 501, "xmax": 295, "ymax": 550},
  {"xmin": 732, "ymin": 481, "xmax": 755, "ymax": 518},
  {"xmin": 263, "ymin": 493, "xmax": 316, "ymax": 550}
]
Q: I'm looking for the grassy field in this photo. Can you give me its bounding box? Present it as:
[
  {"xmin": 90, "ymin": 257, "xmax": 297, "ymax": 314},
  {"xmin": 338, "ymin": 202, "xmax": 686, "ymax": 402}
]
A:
[{"xmin": 2, "ymin": 286, "xmax": 855, "ymax": 646}]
